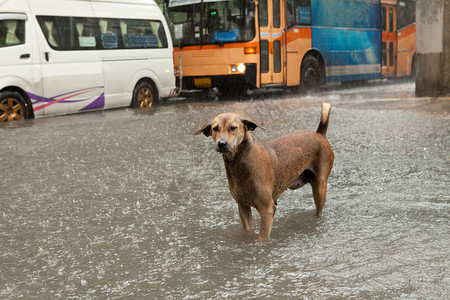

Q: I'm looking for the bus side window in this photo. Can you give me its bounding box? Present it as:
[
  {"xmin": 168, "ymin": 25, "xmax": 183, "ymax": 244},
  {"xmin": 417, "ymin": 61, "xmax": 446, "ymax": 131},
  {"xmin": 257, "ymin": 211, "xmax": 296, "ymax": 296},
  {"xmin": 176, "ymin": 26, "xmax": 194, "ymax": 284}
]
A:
[
  {"xmin": 389, "ymin": 42, "xmax": 394, "ymax": 66},
  {"xmin": 287, "ymin": 1, "xmax": 295, "ymax": 28},
  {"xmin": 397, "ymin": 0, "xmax": 416, "ymax": 29},
  {"xmin": 388, "ymin": 8, "xmax": 394, "ymax": 32},
  {"xmin": 381, "ymin": 8, "xmax": 386, "ymax": 31},
  {"xmin": 0, "ymin": 19, "xmax": 25, "ymax": 47},
  {"xmin": 273, "ymin": 0, "xmax": 280, "ymax": 28},
  {"xmin": 260, "ymin": 40, "xmax": 269, "ymax": 73},
  {"xmin": 286, "ymin": 0, "xmax": 311, "ymax": 28},
  {"xmin": 298, "ymin": 0, "xmax": 311, "ymax": 25},
  {"xmin": 381, "ymin": 42, "xmax": 386, "ymax": 66},
  {"xmin": 259, "ymin": 0, "xmax": 268, "ymax": 27}
]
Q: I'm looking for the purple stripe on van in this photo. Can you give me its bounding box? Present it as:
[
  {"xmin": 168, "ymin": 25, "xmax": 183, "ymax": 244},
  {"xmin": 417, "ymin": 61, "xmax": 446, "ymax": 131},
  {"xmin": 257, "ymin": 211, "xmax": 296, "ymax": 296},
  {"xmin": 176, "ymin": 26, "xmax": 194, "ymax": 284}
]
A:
[
  {"xmin": 80, "ymin": 93, "xmax": 105, "ymax": 111},
  {"xmin": 27, "ymin": 87, "xmax": 105, "ymax": 112}
]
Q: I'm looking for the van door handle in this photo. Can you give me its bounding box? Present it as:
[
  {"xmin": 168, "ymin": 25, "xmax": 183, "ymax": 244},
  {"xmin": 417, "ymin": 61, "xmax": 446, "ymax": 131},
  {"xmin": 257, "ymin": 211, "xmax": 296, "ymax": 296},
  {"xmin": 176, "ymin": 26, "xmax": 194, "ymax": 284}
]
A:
[
  {"xmin": 44, "ymin": 52, "xmax": 49, "ymax": 62},
  {"xmin": 20, "ymin": 53, "xmax": 30, "ymax": 59}
]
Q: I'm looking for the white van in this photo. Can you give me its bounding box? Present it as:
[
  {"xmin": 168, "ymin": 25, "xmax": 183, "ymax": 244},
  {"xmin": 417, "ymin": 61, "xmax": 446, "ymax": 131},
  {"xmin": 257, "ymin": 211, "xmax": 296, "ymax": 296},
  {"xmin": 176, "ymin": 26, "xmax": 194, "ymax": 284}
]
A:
[{"xmin": 0, "ymin": 0, "xmax": 176, "ymax": 121}]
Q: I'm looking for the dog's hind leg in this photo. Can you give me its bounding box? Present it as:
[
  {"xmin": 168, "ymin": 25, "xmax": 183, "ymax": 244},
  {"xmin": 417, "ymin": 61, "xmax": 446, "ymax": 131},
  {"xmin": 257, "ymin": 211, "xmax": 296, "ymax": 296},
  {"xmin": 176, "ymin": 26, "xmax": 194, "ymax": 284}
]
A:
[
  {"xmin": 311, "ymin": 180, "xmax": 328, "ymax": 216},
  {"xmin": 238, "ymin": 204, "xmax": 253, "ymax": 233}
]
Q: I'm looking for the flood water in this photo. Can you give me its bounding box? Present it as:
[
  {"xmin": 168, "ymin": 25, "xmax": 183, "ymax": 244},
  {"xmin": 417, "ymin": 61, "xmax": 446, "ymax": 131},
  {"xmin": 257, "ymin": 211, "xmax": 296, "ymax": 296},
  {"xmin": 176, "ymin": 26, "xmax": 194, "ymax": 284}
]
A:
[{"xmin": 1, "ymin": 82, "xmax": 449, "ymax": 298}]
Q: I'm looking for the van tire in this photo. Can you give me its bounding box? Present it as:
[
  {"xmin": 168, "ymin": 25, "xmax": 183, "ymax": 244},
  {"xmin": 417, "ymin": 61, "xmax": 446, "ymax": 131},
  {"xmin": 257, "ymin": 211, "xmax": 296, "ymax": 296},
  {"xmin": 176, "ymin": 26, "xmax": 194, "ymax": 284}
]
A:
[
  {"xmin": 132, "ymin": 81, "xmax": 158, "ymax": 108},
  {"xmin": 0, "ymin": 91, "xmax": 30, "ymax": 122},
  {"xmin": 300, "ymin": 55, "xmax": 322, "ymax": 92}
]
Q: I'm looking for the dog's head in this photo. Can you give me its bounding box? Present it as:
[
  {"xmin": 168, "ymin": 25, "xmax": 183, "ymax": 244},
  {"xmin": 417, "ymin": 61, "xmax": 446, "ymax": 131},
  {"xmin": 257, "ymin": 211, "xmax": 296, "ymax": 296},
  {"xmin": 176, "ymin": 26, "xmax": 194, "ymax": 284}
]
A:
[{"xmin": 195, "ymin": 112, "xmax": 263, "ymax": 155}]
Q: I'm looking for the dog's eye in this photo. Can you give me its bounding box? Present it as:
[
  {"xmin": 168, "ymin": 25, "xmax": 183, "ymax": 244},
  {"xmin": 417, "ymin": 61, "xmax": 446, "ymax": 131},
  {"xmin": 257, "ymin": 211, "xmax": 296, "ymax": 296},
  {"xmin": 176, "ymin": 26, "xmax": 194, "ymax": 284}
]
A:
[
  {"xmin": 213, "ymin": 126, "xmax": 219, "ymax": 132},
  {"xmin": 230, "ymin": 126, "xmax": 237, "ymax": 131}
]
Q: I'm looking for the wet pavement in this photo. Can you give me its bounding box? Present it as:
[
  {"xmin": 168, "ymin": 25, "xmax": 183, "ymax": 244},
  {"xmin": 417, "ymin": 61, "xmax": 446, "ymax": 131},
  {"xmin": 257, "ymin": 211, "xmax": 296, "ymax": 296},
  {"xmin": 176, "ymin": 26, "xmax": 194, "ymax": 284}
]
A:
[{"xmin": 1, "ymin": 81, "xmax": 449, "ymax": 298}]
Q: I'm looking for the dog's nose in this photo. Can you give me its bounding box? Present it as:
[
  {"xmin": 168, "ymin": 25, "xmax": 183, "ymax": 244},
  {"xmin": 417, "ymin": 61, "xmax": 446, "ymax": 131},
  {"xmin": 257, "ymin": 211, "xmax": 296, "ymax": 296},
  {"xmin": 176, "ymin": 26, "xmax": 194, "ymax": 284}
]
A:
[{"xmin": 217, "ymin": 140, "xmax": 228, "ymax": 151}]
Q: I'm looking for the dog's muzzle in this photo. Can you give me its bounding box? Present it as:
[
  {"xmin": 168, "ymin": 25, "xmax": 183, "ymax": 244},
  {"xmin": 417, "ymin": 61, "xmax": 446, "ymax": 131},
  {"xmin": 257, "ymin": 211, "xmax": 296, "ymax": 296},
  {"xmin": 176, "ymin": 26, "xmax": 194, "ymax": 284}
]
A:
[{"xmin": 217, "ymin": 140, "xmax": 230, "ymax": 153}]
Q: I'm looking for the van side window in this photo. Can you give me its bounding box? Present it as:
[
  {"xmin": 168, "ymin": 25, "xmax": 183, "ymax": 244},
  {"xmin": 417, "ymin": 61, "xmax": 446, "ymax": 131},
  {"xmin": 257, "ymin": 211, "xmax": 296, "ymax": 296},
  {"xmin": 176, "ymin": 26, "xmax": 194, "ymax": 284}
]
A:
[
  {"xmin": 36, "ymin": 15, "xmax": 168, "ymax": 50},
  {"xmin": 0, "ymin": 19, "xmax": 25, "ymax": 47},
  {"xmin": 120, "ymin": 19, "xmax": 168, "ymax": 49},
  {"xmin": 36, "ymin": 16, "xmax": 62, "ymax": 49},
  {"xmin": 75, "ymin": 18, "xmax": 98, "ymax": 49},
  {"xmin": 99, "ymin": 19, "xmax": 119, "ymax": 49}
]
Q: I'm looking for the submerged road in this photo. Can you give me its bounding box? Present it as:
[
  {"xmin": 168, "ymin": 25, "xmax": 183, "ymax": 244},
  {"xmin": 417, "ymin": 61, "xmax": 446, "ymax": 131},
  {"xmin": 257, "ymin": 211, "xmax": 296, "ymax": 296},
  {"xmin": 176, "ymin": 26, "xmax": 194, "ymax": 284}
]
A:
[{"xmin": 1, "ymin": 81, "xmax": 449, "ymax": 298}]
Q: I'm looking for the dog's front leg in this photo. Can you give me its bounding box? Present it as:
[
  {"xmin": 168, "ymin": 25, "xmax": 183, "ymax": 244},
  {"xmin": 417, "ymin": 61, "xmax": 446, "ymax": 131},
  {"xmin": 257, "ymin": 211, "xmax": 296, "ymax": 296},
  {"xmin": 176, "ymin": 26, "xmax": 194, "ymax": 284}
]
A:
[
  {"xmin": 257, "ymin": 204, "xmax": 276, "ymax": 240},
  {"xmin": 238, "ymin": 204, "xmax": 253, "ymax": 233}
]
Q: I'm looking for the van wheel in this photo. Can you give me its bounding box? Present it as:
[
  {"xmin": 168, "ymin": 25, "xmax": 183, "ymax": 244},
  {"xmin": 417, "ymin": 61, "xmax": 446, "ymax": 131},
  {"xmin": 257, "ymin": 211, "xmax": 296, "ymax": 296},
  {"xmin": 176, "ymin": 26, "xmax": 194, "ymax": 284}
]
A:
[
  {"xmin": 132, "ymin": 81, "xmax": 158, "ymax": 108},
  {"xmin": 300, "ymin": 55, "xmax": 322, "ymax": 92},
  {"xmin": 0, "ymin": 91, "xmax": 29, "ymax": 122}
]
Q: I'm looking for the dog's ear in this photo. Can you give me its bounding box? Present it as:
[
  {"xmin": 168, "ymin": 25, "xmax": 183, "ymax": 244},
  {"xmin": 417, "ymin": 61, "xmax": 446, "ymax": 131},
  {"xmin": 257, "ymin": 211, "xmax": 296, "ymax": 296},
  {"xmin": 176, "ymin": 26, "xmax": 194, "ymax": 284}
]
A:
[
  {"xmin": 242, "ymin": 118, "xmax": 265, "ymax": 131},
  {"xmin": 194, "ymin": 124, "xmax": 212, "ymax": 137}
]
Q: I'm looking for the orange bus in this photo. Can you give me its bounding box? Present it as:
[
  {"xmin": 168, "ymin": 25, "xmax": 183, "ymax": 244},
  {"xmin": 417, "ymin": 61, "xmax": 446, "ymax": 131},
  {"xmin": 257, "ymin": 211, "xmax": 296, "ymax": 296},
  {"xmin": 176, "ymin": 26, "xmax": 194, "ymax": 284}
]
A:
[
  {"xmin": 164, "ymin": 0, "xmax": 416, "ymax": 97},
  {"xmin": 382, "ymin": 0, "xmax": 416, "ymax": 77}
]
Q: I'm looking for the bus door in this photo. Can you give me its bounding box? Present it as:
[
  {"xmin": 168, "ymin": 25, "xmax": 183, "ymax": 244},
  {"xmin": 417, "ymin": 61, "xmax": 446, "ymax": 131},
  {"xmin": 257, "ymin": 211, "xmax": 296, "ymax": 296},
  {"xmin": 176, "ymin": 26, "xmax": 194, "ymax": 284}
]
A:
[
  {"xmin": 381, "ymin": 3, "xmax": 397, "ymax": 76},
  {"xmin": 259, "ymin": 0, "xmax": 285, "ymax": 86}
]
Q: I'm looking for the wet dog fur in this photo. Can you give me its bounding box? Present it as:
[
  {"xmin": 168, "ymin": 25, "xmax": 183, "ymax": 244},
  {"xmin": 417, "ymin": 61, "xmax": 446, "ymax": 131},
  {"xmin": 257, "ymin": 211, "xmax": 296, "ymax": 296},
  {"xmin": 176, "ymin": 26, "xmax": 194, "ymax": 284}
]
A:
[{"xmin": 195, "ymin": 103, "xmax": 334, "ymax": 240}]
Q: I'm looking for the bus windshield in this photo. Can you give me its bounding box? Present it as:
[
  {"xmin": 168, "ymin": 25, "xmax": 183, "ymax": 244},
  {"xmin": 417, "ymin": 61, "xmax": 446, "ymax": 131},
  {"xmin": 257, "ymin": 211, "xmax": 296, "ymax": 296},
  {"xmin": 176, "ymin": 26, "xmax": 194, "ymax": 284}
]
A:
[{"xmin": 166, "ymin": 0, "xmax": 255, "ymax": 46}]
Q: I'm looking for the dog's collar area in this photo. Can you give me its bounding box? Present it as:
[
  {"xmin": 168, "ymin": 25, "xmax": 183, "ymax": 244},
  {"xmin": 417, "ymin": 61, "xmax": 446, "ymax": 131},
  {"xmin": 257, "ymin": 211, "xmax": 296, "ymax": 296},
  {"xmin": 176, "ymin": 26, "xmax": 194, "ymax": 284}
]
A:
[
  {"xmin": 223, "ymin": 139, "xmax": 251, "ymax": 165},
  {"xmin": 223, "ymin": 153, "xmax": 235, "ymax": 164}
]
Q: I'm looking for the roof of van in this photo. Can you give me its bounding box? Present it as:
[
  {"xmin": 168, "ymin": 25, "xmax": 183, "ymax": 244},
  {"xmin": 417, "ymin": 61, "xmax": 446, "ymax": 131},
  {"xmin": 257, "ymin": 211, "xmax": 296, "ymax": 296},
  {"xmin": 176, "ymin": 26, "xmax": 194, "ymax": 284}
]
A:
[
  {"xmin": 0, "ymin": 0, "xmax": 159, "ymax": 7},
  {"xmin": 82, "ymin": 0, "xmax": 158, "ymax": 5}
]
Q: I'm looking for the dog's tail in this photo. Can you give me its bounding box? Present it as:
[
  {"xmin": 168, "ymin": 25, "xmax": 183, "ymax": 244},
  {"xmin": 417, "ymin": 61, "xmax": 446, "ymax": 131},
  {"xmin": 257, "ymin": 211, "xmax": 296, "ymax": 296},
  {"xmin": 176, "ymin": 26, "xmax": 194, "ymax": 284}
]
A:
[{"xmin": 316, "ymin": 102, "xmax": 332, "ymax": 138}]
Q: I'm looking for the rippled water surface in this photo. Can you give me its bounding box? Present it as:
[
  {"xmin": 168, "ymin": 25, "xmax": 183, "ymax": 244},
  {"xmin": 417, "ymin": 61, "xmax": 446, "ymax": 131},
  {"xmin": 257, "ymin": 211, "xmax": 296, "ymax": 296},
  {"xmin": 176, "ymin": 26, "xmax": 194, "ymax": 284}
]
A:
[{"xmin": 1, "ymin": 84, "xmax": 449, "ymax": 298}]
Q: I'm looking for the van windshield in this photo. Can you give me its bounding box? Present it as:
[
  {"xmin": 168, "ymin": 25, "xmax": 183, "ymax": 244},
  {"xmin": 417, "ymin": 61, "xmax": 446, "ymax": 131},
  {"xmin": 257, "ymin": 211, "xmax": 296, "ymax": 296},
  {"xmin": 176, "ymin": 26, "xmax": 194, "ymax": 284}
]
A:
[{"xmin": 166, "ymin": 0, "xmax": 255, "ymax": 46}]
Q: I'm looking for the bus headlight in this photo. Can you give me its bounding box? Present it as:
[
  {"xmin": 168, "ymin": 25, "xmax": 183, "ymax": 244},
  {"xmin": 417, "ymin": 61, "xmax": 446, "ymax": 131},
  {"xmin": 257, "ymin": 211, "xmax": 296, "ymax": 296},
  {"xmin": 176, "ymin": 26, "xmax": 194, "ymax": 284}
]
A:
[{"xmin": 231, "ymin": 63, "xmax": 246, "ymax": 73}]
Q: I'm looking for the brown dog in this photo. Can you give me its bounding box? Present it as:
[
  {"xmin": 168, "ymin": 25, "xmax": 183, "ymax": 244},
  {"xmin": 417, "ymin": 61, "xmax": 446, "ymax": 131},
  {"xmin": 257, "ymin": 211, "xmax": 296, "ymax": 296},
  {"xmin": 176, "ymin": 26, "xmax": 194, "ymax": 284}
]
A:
[{"xmin": 195, "ymin": 103, "xmax": 334, "ymax": 240}]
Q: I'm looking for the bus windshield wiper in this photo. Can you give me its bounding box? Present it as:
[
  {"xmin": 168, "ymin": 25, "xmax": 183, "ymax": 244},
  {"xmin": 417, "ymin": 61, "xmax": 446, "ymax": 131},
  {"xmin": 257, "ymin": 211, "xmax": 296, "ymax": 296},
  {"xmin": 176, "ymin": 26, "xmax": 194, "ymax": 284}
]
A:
[{"xmin": 216, "ymin": 36, "xmax": 223, "ymax": 46}]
